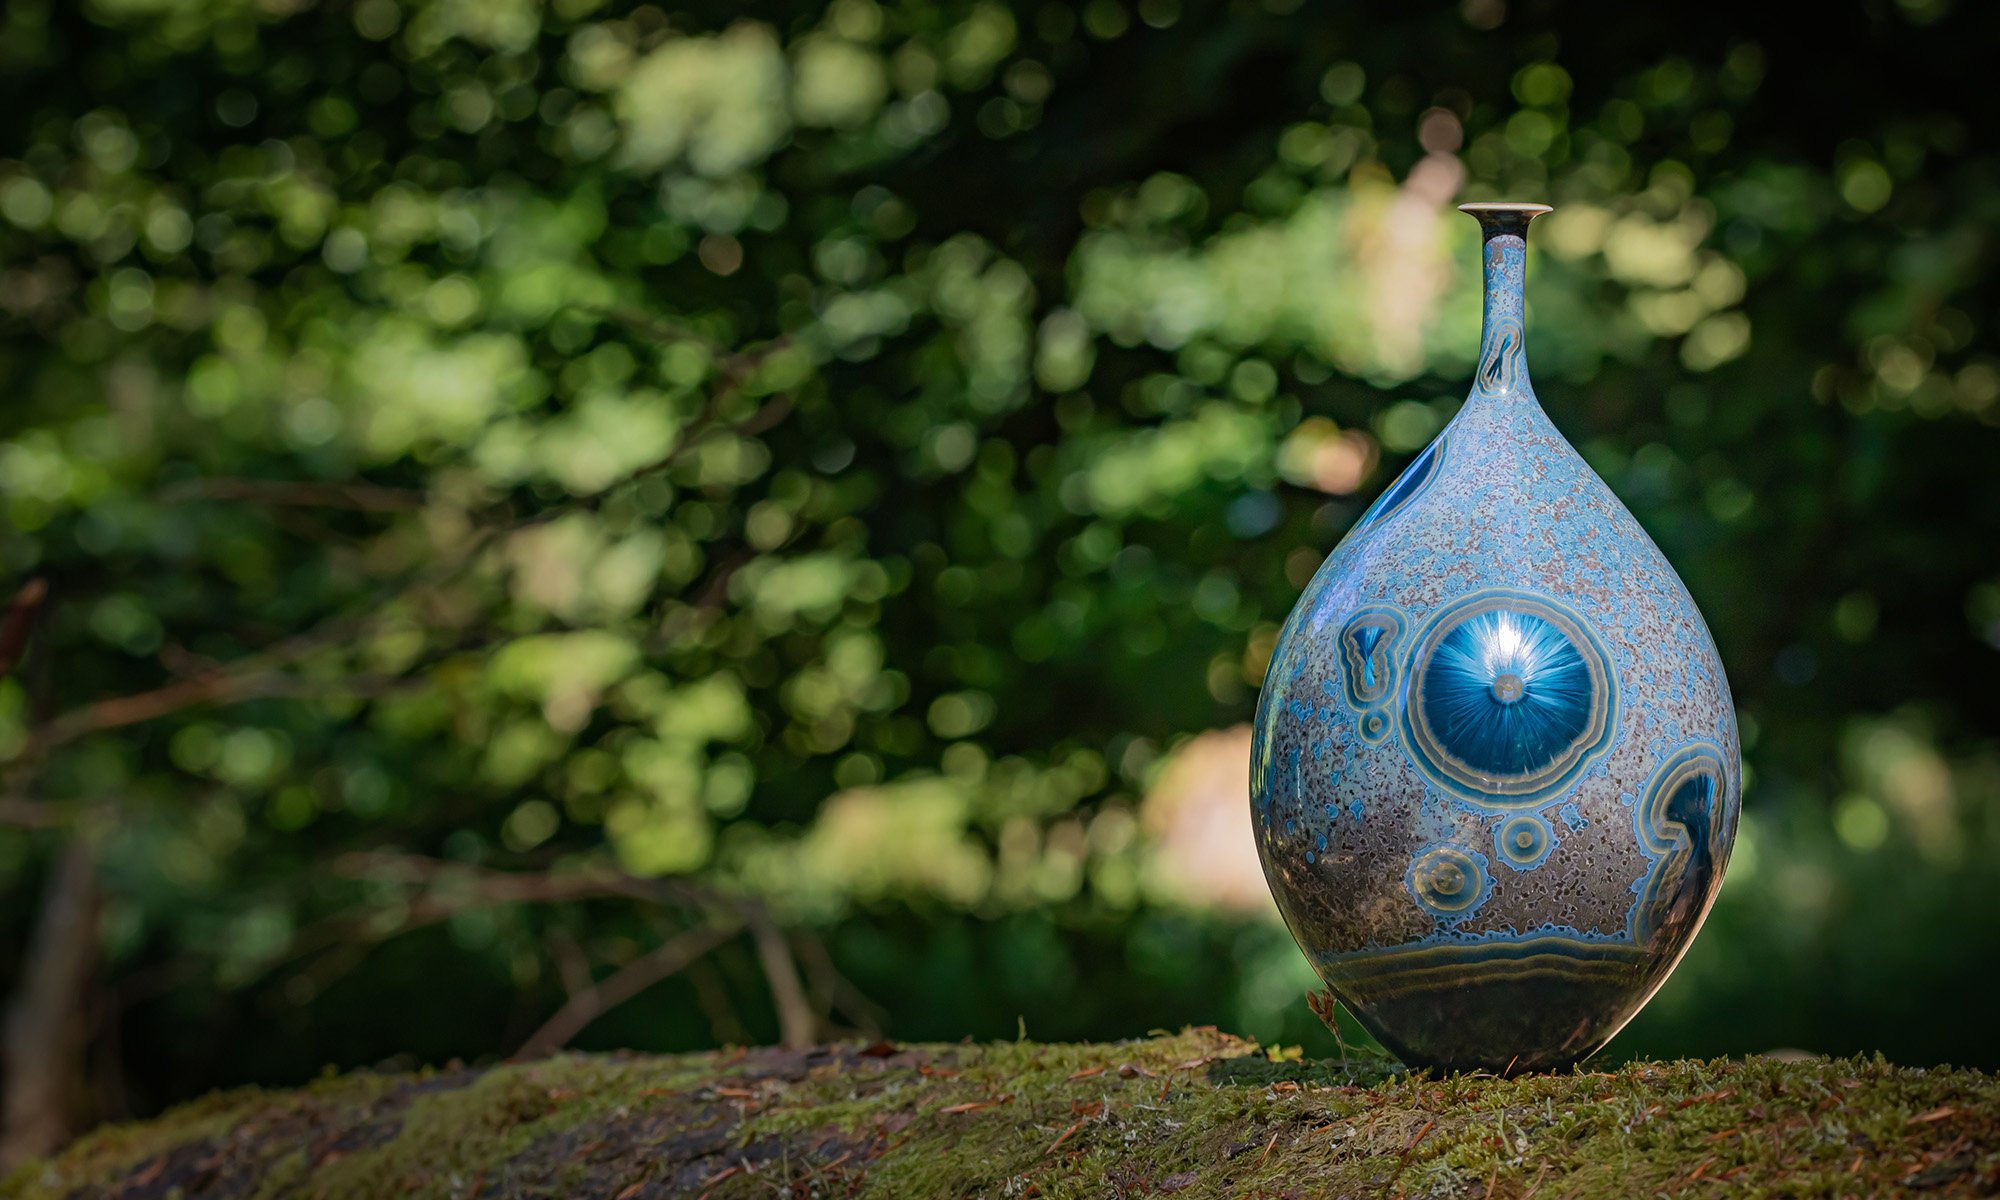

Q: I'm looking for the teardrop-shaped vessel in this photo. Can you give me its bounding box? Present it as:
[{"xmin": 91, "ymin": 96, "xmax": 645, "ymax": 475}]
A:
[{"xmin": 1251, "ymin": 203, "xmax": 1739, "ymax": 1075}]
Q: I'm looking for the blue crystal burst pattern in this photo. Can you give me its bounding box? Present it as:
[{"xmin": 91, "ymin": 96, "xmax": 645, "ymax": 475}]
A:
[
  {"xmin": 1403, "ymin": 590, "xmax": 1618, "ymax": 807},
  {"xmin": 1421, "ymin": 609, "xmax": 1591, "ymax": 775}
]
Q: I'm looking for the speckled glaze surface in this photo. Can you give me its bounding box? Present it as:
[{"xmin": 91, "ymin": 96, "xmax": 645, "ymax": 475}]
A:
[{"xmin": 1250, "ymin": 203, "xmax": 1739, "ymax": 1075}]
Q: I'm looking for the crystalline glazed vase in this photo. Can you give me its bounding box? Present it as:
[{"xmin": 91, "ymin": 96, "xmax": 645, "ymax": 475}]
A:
[{"xmin": 1250, "ymin": 203, "xmax": 1739, "ymax": 1075}]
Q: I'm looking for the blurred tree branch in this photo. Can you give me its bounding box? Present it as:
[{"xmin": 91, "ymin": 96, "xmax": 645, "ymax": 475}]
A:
[
  {"xmin": 749, "ymin": 916, "xmax": 816, "ymax": 1052},
  {"xmin": 0, "ymin": 579, "xmax": 46, "ymax": 680},
  {"xmin": 0, "ymin": 363, "xmax": 798, "ymax": 779},
  {"xmin": 514, "ymin": 921, "xmax": 743, "ymax": 1061},
  {"xmin": 0, "ymin": 796, "xmax": 79, "ymax": 828},
  {"xmin": 685, "ymin": 957, "xmax": 752, "ymax": 1046},
  {"xmin": 257, "ymin": 854, "xmax": 847, "ymax": 1060},
  {"xmin": 793, "ymin": 930, "xmax": 887, "ymax": 1040},
  {"xmin": 156, "ymin": 478, "xmax": 426, "ymax": 512},
  {"xmin": 14, "ymin": 668, "xmax": 422, "ymax": 766}
]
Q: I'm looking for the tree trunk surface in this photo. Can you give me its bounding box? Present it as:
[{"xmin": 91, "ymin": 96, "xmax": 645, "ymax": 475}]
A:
[
  {"xmin": 0, "ymin": 839, "xmax": 101, "ymax": 1174},
  {"xmin": 1, "ymin": 1029, "xmax": 1994, "ymax": 1199}
]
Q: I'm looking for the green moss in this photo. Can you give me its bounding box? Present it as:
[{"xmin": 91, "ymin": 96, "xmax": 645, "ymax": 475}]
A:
[{"xmin": 6, "ymin": 1033, "xmax": 1996, "ymax": 1198}]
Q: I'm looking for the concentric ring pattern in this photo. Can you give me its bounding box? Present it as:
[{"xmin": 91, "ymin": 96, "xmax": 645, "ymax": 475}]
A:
[
  {"xmin": 1405, "ymin": 843, "xmax": 1490, "ymax": 920},
  {"xmin": 1631, "ymin": 742, "xmax": 1731, "ymax": 946},
  {"xmin": 1401, "ymin": 589, "xmax": 1618, "ymax": 807},
  {"xmin": 1338, "ymin": 607, "xmax": 1407, "ymax": 710},
  {"xmin": 1493, "ymin": 813, "xmax": 1556, "ymax": 871}
]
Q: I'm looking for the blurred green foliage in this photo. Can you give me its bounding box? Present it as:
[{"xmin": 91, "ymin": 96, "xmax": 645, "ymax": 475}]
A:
[{"xmin": 1, "ymin": 0, "xmax": 1998, "ymax": 1129}]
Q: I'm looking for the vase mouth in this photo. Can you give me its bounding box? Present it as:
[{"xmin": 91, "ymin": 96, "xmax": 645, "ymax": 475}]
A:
[{"xmin": 1457, "ymin": 202, "xmax": 1554, "ymax": 219}]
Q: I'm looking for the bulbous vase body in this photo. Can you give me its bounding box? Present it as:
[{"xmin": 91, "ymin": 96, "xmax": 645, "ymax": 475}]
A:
[{"xmin": 1251, "ymin": 204, "xmax": 1739, "ymax": 1075}]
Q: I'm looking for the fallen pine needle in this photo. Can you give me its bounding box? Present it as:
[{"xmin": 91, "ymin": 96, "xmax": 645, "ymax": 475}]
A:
[
  {"xmin": 1520, "ymin": 1163, "xmax": 1550, "ymax": 1199},
  {"xmin": 1255, "ymin": 1129, "xmax": 1281, "ymax": 1170},
  {"xmin": 939, "ymin": 1094, "xmax": 1013, "ymax": 1114},
  {"xmin": 694, "ymin": 1165, "xmax": 738, "ymax": 1200},
  {"xmin": 1068, "ymin": 1067, "xmax": 1105, "ymax": 1080},
  {"xmin": 1676, "ymin": 1087, "xmax": 1736, "ymax": 1109},
  {"xmin": 1403, "ymin": 1120, "xmax": 1436, "ymax": 1157},
  {"xmin": 1907, "ymin": 1106, "xmax": 1960, "ymax": 1124},
  {"xmin": 1044, "ymin": 1119, "xmax": 1087, "ymax": 1156}
]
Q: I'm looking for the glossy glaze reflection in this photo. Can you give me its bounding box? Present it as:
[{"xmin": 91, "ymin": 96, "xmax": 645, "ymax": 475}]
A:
[{"xmin": 1250, "ymin": 202, "xmax": 1739, "ymax": 1076}]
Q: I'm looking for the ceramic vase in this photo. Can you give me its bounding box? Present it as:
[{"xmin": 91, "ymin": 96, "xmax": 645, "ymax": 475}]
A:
[{"xmin": 1250, "ymin": 202, "xmax": 1739, "ymax": 1075}]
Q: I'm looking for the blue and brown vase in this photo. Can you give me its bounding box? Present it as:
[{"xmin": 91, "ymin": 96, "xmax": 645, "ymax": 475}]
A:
[{"xmin": 1250, "ymin": 202, "xmax": 1739, "ymax": 1075}]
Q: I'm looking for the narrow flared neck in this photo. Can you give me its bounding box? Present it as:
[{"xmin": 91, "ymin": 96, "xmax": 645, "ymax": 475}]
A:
[{"xmin": 1460, "ymin": 203, "xmax": 1550, "ymax": 400}]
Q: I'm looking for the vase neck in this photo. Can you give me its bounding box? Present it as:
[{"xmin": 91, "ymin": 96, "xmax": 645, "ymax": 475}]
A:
[{"xmin": 1460, "ymin": 203, "xmax": 1550, "ymax": 401}]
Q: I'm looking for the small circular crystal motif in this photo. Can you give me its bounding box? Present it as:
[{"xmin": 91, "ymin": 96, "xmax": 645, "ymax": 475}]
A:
[
  {"xmin": 1492, "ymin": 672, "xmax": 1525, "ymax": 704},
  {"xmin": 1493, "ymin": 813, "xmax": 1555, "ymax": 870},
  {"xmin": 1405, "ymin": 844, "xmax": 1489, "ymax": 918}
]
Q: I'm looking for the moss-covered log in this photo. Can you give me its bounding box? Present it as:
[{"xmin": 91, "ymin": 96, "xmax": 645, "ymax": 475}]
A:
[{"xmin": 4, "ymin": 1031, "xmax": 1997, "ymax": 1198}]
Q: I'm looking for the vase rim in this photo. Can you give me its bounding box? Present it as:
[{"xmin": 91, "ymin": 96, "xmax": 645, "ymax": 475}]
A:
[{"xmin": 1456, "ymin": 202, "xmax": 1554, "ymax": 218}]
